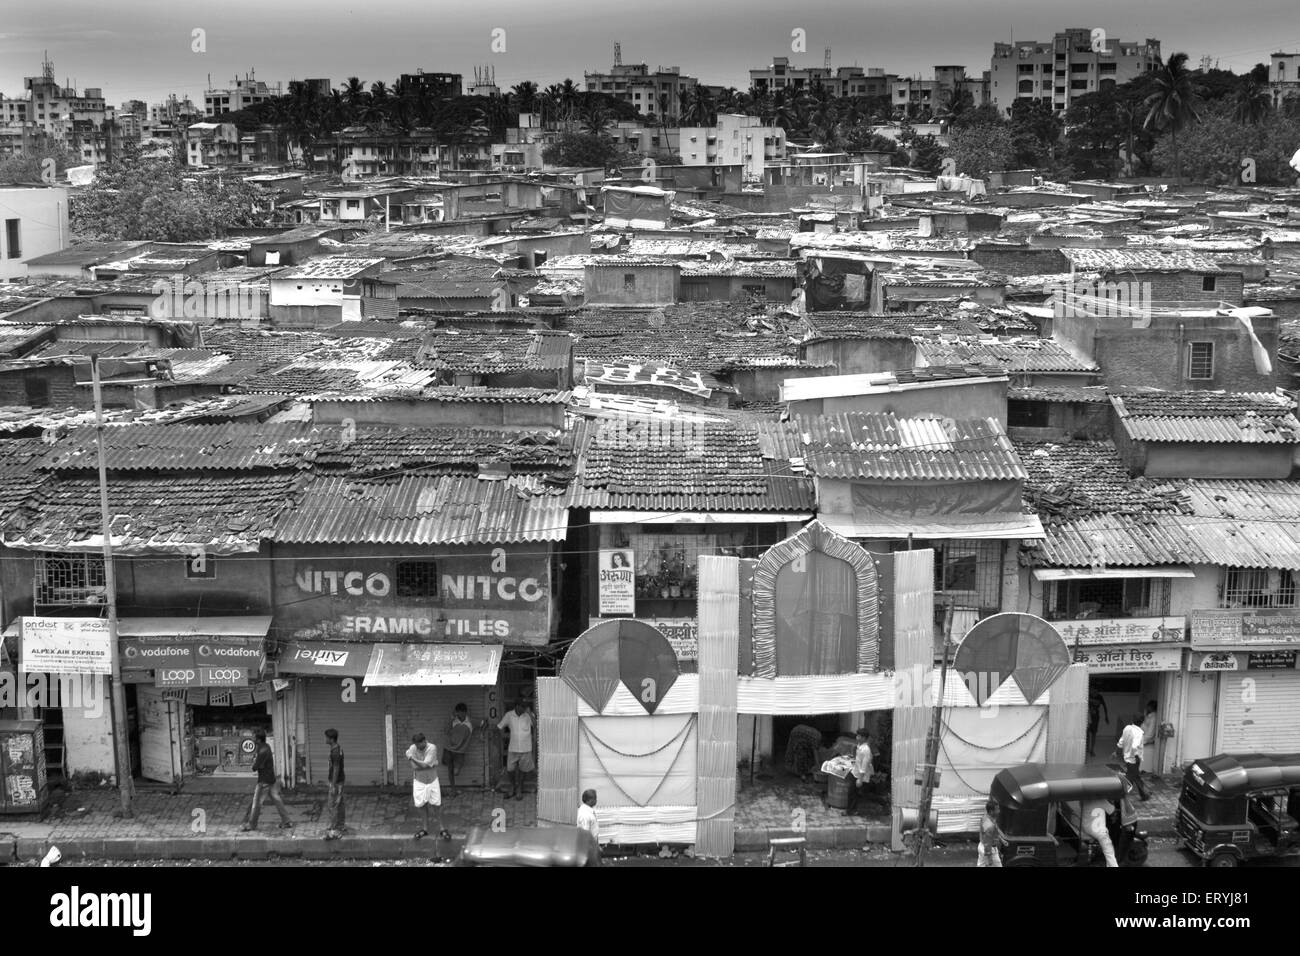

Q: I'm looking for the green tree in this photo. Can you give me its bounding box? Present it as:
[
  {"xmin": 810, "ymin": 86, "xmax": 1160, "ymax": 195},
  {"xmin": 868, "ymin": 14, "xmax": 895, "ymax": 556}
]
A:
[
  {"xmin": 1144, "ymin": 52, "xmax": 1203, "ymax": 183},
  {"xmin": 541, "ymin": 132, "xmax": 622, "ymax": 168},
  {"xmin": 946, "ymin": 124, "xmax": 1015, "ymax": 178},
  {"xmin": 70, "ymin": 142, "xmax": 269, "ymax": 241},
  {"xmin": 1234, "ymin": 80, "xmax": 1272, "ymax": 125},
  {"xmin": 0, "ymin": 142, "xmax": 76, "ymax": 184},
  {"xmin": 910, "ymin": 134, "xmax": 945, "ymax": 175}
]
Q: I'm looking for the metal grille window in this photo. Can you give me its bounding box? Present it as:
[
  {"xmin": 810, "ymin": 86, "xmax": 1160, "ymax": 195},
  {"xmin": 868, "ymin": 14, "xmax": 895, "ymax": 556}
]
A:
[
  {"xmin": 35, "ymin": 553, "xmax": 107, "ymax": 606},
  {"xmin": 395, "ymin": 560, "xmax": 439, "ymax": 600},
  {"xmin": 1187, "ymin": 342, "xmax": 1214, "ymax": 380},
  {"xmin": 1047, "ymin": 578, "xmax": 1171, "ymax": 620},
  {"xmin": 1220, "ymin": 568, "xmax": 1297, "ymax": 608},
  {"xmin": 894, "ymin": 539, "xmax": 1003, "ymax": 615},
  {"xmin": 623, "ymin": 273, "xmax": 636, "ymax": 291}
]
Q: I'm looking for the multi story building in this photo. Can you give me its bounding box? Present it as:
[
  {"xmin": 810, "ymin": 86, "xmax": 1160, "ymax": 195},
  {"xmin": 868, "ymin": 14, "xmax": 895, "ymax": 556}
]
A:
[
  {"xmin": 583, "ymin": 62, "xmax": 697, "ymax": 122},
  {"xmin": 991, "ymin": 29, "xmax": 1160, "ymax": 115},
  {"xmin": 748, "ymin": 59, "xmax": 893, "ymax": 98},
  {"xmin": 678, "ymin": 114, "xmax": 786, "ymax": 183},
  {"xmin": 1270, "ymin": 51, "xmax": 1300, "ymax": 109},
  {"xmin": 891, "ymin": 66, "xmax": 992, "ymax": 117},
  {"xmin": 397, "ymin": 70, "xmax": 463, "ymax": 98},
  {"xmin": 186, "ymin": 122, "xmax": 240, "ymax": 167},
  {"xmin": 204, "ymin": 71, "xmax": 283, "ymax": 115}
]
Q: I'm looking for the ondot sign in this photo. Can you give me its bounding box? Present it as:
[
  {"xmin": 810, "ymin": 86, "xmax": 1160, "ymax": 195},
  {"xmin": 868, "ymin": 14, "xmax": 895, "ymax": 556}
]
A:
[{"xmin": 20, "ymin": 617, "xmax": 111, "ymax": 675}]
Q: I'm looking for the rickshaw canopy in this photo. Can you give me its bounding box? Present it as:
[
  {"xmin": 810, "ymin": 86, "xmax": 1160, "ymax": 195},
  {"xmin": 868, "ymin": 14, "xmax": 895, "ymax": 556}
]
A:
[
  {"xmin": 1184, "ymin": 753, "xmax": 1300, "ymax": 798},
  {"xmin": 990, "ymin": 763, "xmax": 1126, "ymax": 810},
  {"xmin": 458, "ymin": 825, "xmax": 600, "ymax": 867}
]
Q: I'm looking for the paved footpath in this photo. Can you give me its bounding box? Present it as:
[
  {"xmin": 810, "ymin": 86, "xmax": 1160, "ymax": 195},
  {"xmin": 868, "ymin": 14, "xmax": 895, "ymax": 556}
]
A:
[{"xmin": 0, "ymin": 772, "xmax": 1181, "ymax": 863}]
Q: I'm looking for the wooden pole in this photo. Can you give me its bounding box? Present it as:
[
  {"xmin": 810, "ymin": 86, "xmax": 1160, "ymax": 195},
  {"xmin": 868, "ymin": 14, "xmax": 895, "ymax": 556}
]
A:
[
  {"xmin": 912, "ymin": 599, "xmax": 953, "ymax": 866},
  {"xmin": 91, "ymin": 355, "xmax": 134, "ymax": 818}
]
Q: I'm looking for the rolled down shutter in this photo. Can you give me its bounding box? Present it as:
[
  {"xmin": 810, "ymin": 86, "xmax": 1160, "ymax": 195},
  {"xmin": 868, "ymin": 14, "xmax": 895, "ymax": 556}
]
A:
[
  {"xmin": 305, "ymin": 678, "xmax": 388, "ymax": 786},
  {"xmin": 1216, "ymin": 670, "xmax": 1300, "ymax": 752},
  {"xmin": 393, "ymin": 686, "xmax": 488, "ymax": 787}
]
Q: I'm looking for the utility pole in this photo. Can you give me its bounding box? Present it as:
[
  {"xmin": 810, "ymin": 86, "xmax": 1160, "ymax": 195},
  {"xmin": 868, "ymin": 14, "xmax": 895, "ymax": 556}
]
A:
[
  {"xmin": 912, "ymin": 598, "xmax": 953, "ymax": 866},
  {"xmin": 90, "ymin": 355, "xmax": 134, "ymax": 819}
]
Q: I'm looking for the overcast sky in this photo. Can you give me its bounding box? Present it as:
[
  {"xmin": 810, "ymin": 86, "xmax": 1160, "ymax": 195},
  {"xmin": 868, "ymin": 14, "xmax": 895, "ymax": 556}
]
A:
[{"xmin": 4, "ymin": 0, "xmax": 1300, "ymax": 105}]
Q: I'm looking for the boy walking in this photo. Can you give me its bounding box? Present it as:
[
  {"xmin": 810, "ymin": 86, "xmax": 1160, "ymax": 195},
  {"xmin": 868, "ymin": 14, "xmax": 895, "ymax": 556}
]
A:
[{"xmin": 577, "ymin": 789, "xmax": 600, "ymax": 843}]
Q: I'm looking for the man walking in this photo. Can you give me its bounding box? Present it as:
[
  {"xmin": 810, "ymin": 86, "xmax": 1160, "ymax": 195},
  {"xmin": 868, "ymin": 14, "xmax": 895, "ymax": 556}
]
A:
[
  {"xmin": 406, "ymin": 733, "xmax": 449, "ymax": 841},
  {"xmin": 1118, "ymin": 713, "xmax": 1151, "ymax": 801},
  {"xmin": 497, "ymin": 699, "xmax": 535, "ymax": 800},
  {"xmin": 577, "ymin": 789, "xmax": 600, "ymax": 843},
  {"xmin": 241, "ymin": 730, "xmax": 293, "ymax": 831},
  {"xmin": 324, "ymin": 728, "xmax": 344, "ymax": 840}
]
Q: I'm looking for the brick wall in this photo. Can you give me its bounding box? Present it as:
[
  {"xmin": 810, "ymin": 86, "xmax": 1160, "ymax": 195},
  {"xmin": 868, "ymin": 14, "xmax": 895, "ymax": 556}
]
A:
[
  {"xmin": 1130, "ymin": 271, "xmax": 1245, "ymax": 304},
  {"xmin": 1087, "ymin": 313, "xmax": 1282, "ymax": 392},
  {"xmin": 0, "ymin": 365, "xmax": 80, "ymax": 409},
  {"xmin": 972, "ymin": 244, "xmax": 1068, "ymax": 276}
]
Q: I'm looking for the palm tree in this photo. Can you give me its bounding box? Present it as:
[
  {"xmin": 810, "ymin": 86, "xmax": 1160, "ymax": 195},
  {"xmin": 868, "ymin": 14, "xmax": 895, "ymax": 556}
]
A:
[
  {"xmin": 511, "ymin": 81, "xmax": 539, "ymax": 115},
  {"xmin": 341, "ymin": 77, "xmax": 367, "ymax": 125},
  {"xmin": 368, "ymin": 81, "xmax": 392, "ymax": 128},
  {"xmin": 1234, "ymin": 80, "xmax": 1272, "ymax": 125},
  {"xmin": 581, "ymin": 103, "xmax": 611, "ymax": 135},
  {"xmin": 1143, "ymin": 52, "xmax": 1202, "ymax": 184},
  {"xmin": 683, "ymin": 86, "xmax": 715, "ymax": 127}
]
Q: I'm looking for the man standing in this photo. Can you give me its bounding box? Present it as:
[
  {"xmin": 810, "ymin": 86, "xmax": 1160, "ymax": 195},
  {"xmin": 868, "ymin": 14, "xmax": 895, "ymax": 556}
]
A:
[
  {"xmin": 577, "ymin": 789, "xmax": 600, "ymax": 843},
  {"xmin": 1140, "ymin": 700, "xmax": 1159, "ymax": 778},
  {"xmin": 241, "ymin": 730, "xmax": 293, "ymax": 832},
  {"xmin": 444, "ymin": 703, "xmax": 483, "ymax": 797},
  {"xmin": 1086, "ymin": 690, "xmax": 1109, "ymax": 757},
  {"xmin": 497, "ymin": 699, "xmax": 535, "ymax": 800},
  {"xmin": 406, "ymin": 733, "xmax": 448, "ymax": 841},
  {"xmin": 1118, "ymin": 714, "xmax": 1151, "ymax": 800},
  {"xmin": 324, "ymin": 728, "xmax": 344, "ymax": 840},
  {"xmin": 845, "ymin": 728, "xmax": 873, "ymax": 816}
]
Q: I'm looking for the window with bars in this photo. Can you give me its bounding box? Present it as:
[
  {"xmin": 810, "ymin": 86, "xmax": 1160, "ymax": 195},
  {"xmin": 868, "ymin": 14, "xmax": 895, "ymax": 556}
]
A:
[
  {"xmin": 1046, "ymin": 578, "xmax": 1171, "ymax": 620},
  {"xmin": 35, "ymin": 553, "xmax": 107, "ymax": 606},
  {"xmin": 395, "ymin": 560, "xmax": 439, "ymax": 600},
  {"xmin": 1187, "ymin": 342, "xmax": 1214, "ymax": 380},
  {"xmin": 1220, "ymin": 568, "xmax": 1297, "ymax": 608},
  {"xmin": 892, "ymin": 539, "xmax": 1003, "ymax": 617}
]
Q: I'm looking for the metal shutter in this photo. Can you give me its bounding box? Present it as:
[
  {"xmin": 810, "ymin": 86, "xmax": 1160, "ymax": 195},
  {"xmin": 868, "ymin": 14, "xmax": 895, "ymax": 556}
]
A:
[
  {"xmin": 304, "ymin": 678, "xmax": 388, "ymax": 786},
  {"xmin": 1216, "ymin": 670, "xmax": 1300, "ymax": 753},
  {"xmin": 393, "ymin": 687, "xmax": 489, "ymax": 787}
]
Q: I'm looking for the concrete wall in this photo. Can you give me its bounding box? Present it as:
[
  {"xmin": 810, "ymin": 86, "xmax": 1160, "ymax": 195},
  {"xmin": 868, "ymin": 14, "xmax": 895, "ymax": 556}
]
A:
[
  {"xmin": 312, "ymin": 398, "xmax": 564, "ymax": 428},
  {"xmin": 0, "ymin": 364, "xmax": 79, "ymax": 408},
  {"xmin": 116, "ymin": 552, "xmax": 274, "ymax": 614},
  {"xmin": 583, "ymin": 265, "xmax": 679, "ymax": 306},
  {"xmin": 679, "ymin": 275, "xmax": 796, "ymax": 303},
  {"xmin": 1140, "ymin": 441, "xmax": 1293, "ymax": 480},
  {"xmin": 789, "ymin": 378, "xmax": 1008, "ymax": 426},
  {"xmin": 804, "ymin": 338, "xmax": 916, "ymax": 375},
  {"xmin": 0, "ymin": 186, "xmax": 70, "ymax": 281},
  {"xmin": 62, "ymin": 678, "xmax": 115, "ymax": 778}
]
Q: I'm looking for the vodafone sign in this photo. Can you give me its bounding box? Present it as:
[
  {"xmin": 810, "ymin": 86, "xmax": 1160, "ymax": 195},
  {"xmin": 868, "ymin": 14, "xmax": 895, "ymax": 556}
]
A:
[{"xmin": 122, "ymin": 638, "xmax": 266, "ymax": 672}]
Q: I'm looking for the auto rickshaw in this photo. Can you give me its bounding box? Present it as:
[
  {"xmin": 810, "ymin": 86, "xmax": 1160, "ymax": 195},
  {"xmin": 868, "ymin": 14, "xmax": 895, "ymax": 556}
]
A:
[
  {"xmin": 988, "ymin": 763, "xmax": 1149, "ymax": 867},
  {"xmin": 1175, "ymin": 752, "xmax": 1300, "ymax": 867},
  {"xmin": 454, "ymin": 824, "xmax": 601, "ymax": 867}
]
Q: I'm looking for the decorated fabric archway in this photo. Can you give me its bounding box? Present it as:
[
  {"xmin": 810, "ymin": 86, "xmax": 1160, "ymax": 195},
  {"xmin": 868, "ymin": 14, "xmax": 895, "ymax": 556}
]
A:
[
  {"xmin": 953, "ymin": 612, "xmax": 1070, "ymax": 706},
  {"xmin": 561, "ymin": 619, "xmax": 680, "ymax": 715},
  {"xmin": 750, "ymin": 520, "xmax": 880, "ymax": 677}
]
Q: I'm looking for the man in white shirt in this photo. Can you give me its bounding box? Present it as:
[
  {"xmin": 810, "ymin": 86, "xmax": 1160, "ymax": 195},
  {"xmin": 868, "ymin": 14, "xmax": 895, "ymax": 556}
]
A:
[
  {"xmin": 405, "ymin": 733, "xmax": 447, "ymax": 842},
  {"xmin": 846, "ymin": 728, "xmax": 873, "ymax": 815},
  {"xmin": 577, "ymin": 788, "xmax": 599, "ymax": 843},
  {"xmin": 1118, "ymin": 715, "xmax": 1150, "ymax": 801},
  {"xmin": 497, "ymin": 699, "xmax": 536, "ymax": 800}
]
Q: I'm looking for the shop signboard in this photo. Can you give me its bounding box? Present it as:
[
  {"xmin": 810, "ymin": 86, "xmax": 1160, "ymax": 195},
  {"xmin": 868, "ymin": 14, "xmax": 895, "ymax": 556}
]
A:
[
  {"xmin": 362, "ymin": 643, "xmax": 503, "ymax": 687},
  {"xmin": 1191, "ymin": 608, "xmax": 1300, "ymax": 649},
  {"xmin": 1191, "ymin": 652, "xmax": 1240, "ymax": 672},
  {"xmin": 280, "ymin": 548, "xmax": 552, "ymax": 646},
  {"xmin": 1246, "ymin": 650, "xmax": 1297, "ymax": 670},
  {"xmin": 1052, "ymin": 617, "xmax": 1186, "ymax": 648},
  {"xmin": 598, "ymin": 550, "xmax": 636, "ymax": 615},
  {"xmin": 155, "ymin": 665, "xmax": 253, "ymax": 688},
  {"xmin": 121, "ymin": 638, "xmax": 266, "ymax": 672},
  {"xmin": 589, "ymin": 617, "xmax": 699, "ymax": 662},
  {"xmin": 276, "ymin": 641, "xmax": 373, "ymax": 677},
  {"xmin": 20, "ymin": 617, "xmax": 111, "ymax": 675},
  {"xmin": 1075, "ymin": 645, "xmax": 1183, "ymax": 672}
]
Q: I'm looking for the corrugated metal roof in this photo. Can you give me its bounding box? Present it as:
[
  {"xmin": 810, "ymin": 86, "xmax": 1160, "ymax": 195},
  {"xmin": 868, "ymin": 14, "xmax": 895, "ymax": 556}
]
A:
[
  {"xmin": 42, "ymin": 422, "xmax": 338, "ymax": 472},
  {"xmin": 1181, "ymin": 479, "xmax": 1300, "ymax": 520},
  {"xmin": 274, "ymin": 474, "xmax": 570, "ymax": 544},
  {"xmin": 1111, "ymin": 392, "xmax": 1300, "ymax": 444},
  {"xmin": 759, "ymin": 413, "xmax": 1026, "ymax": 480},
  {"xmin": 913, "ymin": 336, "xmax": 1099, "ymax": 373}
]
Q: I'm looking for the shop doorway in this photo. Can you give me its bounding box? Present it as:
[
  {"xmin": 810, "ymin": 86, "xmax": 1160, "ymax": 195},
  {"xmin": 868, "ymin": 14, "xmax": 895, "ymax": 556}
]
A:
[
  {"xmin": 1086, "ymin": 675, "xmax": 1149, "ymax": 765},
  {"xmin": 772, "ymin": 714, "xmax": 861, "ymax": 779},
  {"xmin": 1182, "ymin": 671, "xmax": 1218, "ymax": 764}
]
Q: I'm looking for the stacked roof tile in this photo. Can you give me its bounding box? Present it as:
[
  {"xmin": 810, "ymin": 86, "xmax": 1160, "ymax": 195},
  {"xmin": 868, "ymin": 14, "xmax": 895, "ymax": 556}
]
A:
[{"xmin": 1111, "ymin": 391, "xmax": 1300, "ymax": 444}]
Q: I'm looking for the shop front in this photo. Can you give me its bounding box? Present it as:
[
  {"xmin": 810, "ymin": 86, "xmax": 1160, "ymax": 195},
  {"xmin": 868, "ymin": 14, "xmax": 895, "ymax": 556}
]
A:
[
  {"xmin": 274, "ymin": 545, "xmax": 552, "ymax": 789},
  {"xmin": 1052, "ymin": 616, "xmax": 1186, "ymax": 773},
  {"xmin": 115, "ymin": 617, "xmax": 278, "ymax": 788},
  {"xmin": 1190, "ymin": 608, "xmax": 1300, "ymax": 755}
]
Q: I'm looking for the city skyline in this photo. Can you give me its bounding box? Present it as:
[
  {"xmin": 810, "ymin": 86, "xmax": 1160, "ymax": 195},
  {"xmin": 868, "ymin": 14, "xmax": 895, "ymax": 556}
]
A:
[{"xmin": 3, "ymin": 0, "xmax": 1300, "ymax": 107}]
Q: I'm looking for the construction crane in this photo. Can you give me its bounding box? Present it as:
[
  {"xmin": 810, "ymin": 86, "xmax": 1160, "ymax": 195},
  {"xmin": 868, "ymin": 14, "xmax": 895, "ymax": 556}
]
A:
[{"xmin": 614, "ymin": 42, "xmax": 622, "ymax": 66}]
